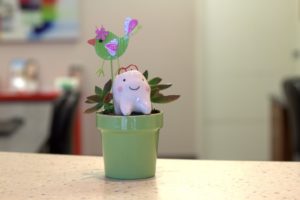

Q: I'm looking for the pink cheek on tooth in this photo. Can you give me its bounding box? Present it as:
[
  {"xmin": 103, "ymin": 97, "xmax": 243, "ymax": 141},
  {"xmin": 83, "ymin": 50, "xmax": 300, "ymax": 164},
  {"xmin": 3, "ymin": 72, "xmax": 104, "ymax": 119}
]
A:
[
  {"xmin": 118, "ymin": 86, "xmax": 123, "ymax": 93},
  {"xmin": 146, "ymin": 86, "xmax": 150, "ymax": 92}
]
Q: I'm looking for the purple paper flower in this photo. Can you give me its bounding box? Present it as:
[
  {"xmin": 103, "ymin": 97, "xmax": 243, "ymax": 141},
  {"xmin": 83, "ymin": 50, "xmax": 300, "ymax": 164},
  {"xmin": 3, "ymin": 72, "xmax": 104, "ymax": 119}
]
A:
[{"xmin": 96, "ymin": 26, "xmax": 109, "ymax": 41}]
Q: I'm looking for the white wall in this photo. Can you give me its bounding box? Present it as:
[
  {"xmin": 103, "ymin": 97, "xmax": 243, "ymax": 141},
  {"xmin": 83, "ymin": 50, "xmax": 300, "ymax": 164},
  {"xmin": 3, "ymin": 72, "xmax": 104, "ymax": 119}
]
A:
[
  {"xmin": 194, "ymin": 0, "xmax": 206, "ymax": 158},
  {"xmin": 196, "ymin": 0, "xmax": 298, "ymax": 160},
  {"xmin": 0, "ymin": 0, "xmax": 197, "ymax": 157}
]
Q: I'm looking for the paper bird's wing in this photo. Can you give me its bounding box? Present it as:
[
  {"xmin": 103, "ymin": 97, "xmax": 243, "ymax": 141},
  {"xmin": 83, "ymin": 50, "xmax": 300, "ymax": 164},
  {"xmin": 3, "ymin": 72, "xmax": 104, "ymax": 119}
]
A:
[{"xmin": 105, "ymin": 38, "xmax": 119, "ymax": 56}]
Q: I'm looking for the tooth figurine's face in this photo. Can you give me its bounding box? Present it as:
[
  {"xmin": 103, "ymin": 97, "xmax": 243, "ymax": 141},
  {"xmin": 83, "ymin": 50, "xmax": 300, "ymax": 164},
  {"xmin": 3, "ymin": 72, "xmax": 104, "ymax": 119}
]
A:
[
  {"xmin": 112, "ymin": 70, "xmax": 151, "ymax": 115},
  {"xmin": 113, "ymin": 70, "xmax": 150, "ymax": 96}
]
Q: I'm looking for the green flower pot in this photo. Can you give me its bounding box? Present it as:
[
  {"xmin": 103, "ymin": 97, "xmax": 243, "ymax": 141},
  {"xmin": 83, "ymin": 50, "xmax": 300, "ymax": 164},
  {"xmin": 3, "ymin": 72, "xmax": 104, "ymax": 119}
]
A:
[{"xmin": 96, "ymin": 112, "xmax": 163, "ymax": 179}]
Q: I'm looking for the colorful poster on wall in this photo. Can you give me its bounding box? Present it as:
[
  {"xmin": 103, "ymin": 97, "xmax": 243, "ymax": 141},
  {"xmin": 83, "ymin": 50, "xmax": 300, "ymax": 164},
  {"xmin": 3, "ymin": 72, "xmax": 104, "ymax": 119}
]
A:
[{"xmin": 0, "ymin": 0, "xmax": 79, "ymax": 42}]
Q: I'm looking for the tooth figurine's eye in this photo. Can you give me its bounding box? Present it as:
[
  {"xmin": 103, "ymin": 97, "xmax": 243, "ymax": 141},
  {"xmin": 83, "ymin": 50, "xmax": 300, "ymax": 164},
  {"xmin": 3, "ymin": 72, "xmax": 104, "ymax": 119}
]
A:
[{"xmin": 123, "ymin": 79, "xmax": 126, "ymax": 82}]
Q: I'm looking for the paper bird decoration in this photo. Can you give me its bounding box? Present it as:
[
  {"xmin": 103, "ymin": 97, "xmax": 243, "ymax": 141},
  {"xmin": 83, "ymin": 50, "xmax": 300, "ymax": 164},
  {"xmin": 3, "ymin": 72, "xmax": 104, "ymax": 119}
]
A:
[{"xmin": 87, "ymin": 17, "xmax": 140, "ymax": 77}]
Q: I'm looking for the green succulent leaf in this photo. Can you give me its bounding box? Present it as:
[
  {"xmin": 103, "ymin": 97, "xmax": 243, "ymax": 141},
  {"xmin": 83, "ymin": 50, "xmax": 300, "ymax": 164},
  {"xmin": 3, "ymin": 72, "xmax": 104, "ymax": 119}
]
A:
[
  {"xmin": 87, "ymin": 95, "xmax": 101, "ymax": 102},
  {"xmin": 151, "ymin": 94, "xmax": 180, "ymax": 103},
  {"xmin": 143, "ymin": 70, "xmax": 148, "ymax": 80},
  {"xmin": 150, "ymin": 91, "xmax": 162, "ymax": 101},
  {"xmin": 84, "ymin": 102, "xmax": 103, "ymax": 113},
  {"xmin": 84, "ymin": 79, "xmax": 113, "ymax": 114},
  {"xmin": 85, "ymin": 99, "xmax": 96, "ymax": 104},
  {"xmin": 103, "ymin": 93, "xmax": 113, "ymax": 103},
  {"xmin": 148, "ymin": 77, "xmax": 162, "ymax": 85},
  {"xmin": 151, "ymin": 89, "xmax": 160, "ymax": 98},
  {"xmin": 95, "ymin": 86, "xmax": 103, "ymax": 96},
  {"xmin": 104, "ymin": 103, "xmax": 114, "ymax": 111},
  {"xmin": 151, "ymin": 83, "xmax": 172, "ymax": 91},
  {"xmin": 103, "ymin": 79, "xmax": 112, "ymax": 95}
]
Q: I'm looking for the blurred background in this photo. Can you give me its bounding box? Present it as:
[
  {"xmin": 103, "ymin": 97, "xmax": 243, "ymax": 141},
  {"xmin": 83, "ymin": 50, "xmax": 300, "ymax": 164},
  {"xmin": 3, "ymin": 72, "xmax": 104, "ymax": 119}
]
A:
[{"xmin": 0, "ymin": 0, "xmax": 300, "ymax": 161}]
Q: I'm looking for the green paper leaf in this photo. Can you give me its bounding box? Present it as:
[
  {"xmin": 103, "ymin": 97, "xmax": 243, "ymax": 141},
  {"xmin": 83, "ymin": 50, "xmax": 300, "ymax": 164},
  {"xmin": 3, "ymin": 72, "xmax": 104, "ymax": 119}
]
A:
[
  {"xmin": 95, "ymin": 86, "xmax": 103, "ymax": 96},
  {"xmin": 84, "ymin": 102, "xmax": 103, "ymax": 113},
  {"xmin": 143, "ymin": 70, "xmax": 148, "ymax": 80},
  {"xmin": 149, "ymin": 77, "xmax": 162, "ymax": 85},
  {"xmin": 151, "ymin": 95, "xmax": 180, "ymax": 103},
  {"xmin": 103, "ymin": 79, "xmax": 112, "ymax": 95}
]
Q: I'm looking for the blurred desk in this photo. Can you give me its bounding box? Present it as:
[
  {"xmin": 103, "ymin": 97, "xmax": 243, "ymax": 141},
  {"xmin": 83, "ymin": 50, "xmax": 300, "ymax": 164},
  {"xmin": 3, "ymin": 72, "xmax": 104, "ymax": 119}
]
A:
[
  {"xmin": 0, "ymin": 92, "xmax": 59, "ymax": 152},
  {"xmin": 0, "ymin": 152, "xmax": 299, "ymax": 200},
  {"xmin": 270, "ymin": 95, "xmax": 292, "ymax": 161}
]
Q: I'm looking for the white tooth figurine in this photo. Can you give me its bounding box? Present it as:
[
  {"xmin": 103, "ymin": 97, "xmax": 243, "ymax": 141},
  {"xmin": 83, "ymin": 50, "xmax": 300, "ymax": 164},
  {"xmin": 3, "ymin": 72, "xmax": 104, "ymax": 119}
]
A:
[{"xmin": 113, "ymin": 69, "xmax": 152, "ymax": 115}]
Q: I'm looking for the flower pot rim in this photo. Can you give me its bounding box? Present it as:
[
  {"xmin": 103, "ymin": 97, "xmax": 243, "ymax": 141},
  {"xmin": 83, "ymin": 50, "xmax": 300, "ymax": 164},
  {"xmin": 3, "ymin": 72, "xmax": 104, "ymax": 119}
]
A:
[
  {"xmin": 96, "ymin": 111, "xmax": 163, "ymax": 130},
  {"xmin": 96, "ymin": 110, "xmax": 163, "ymax": 118}
]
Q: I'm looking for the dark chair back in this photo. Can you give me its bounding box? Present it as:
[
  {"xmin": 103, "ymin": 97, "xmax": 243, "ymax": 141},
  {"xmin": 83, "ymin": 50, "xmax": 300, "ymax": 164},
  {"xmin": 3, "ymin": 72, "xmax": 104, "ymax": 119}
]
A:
[
  {"xmin": 50, "ymin": 91, "xmax": 70, "ymax": 137},
  {"xmin": 49, "ymin": 90, "xmax": 80, "ymax": 154},
  {"xmin": 283, "ymin": 77, "xmax": 300, "ymax": 160}
]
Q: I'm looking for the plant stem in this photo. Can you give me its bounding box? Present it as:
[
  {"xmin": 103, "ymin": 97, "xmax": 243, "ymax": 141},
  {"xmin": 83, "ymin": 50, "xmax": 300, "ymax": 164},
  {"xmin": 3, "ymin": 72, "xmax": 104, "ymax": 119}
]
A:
[
  {"xmin": 110, "ymin": 59, "xmax": 114, "ymax": 81},
  {"xmin": 117, "ymin": 58, "xmax": 120, "ymax": 69},
  {"xmin": 110, "ymin": 59, "xmax": 115, "ymax": 114}
]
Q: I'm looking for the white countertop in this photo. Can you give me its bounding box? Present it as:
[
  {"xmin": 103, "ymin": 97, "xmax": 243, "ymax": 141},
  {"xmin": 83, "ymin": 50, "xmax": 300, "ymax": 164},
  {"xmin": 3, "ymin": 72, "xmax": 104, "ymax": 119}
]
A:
[{"xmin": 0, "ymin": 152, "xmax": 299, "ymax": 200}]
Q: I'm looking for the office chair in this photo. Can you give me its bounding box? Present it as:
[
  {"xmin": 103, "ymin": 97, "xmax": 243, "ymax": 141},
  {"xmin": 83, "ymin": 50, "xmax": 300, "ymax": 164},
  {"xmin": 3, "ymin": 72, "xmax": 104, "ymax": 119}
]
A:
[
  {"xmin": 46, "ymin": 91, "xmax": 70, "ymax": 153},
  {"xmin": 49, "ymin": 90, "xmax": 80, "ymax": 154},
  {"xmin": 283, "ymin": 77, "xmax": 300, "ymax": 160}
]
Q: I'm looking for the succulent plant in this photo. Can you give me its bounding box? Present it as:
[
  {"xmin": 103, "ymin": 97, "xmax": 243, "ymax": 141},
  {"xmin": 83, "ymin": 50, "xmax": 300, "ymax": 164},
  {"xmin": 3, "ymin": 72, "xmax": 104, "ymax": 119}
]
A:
[
  {"xmin": 85, "ymin": 79, "xmax": 113, "ymax": 114},
  {"xmin": 143, "ymin": 70, "xmax": 180, "ymax": 104},
  {"xmin": 85, "ymin": 70, "xmax": 179, "ymax": 114}
]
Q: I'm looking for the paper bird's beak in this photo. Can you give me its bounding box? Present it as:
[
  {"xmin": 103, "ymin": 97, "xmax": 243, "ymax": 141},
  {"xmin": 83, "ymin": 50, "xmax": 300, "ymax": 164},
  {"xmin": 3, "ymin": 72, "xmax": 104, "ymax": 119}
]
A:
[{"xmin": 87, "ymin": 38, "xmax": 96, "ymax": 46}]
